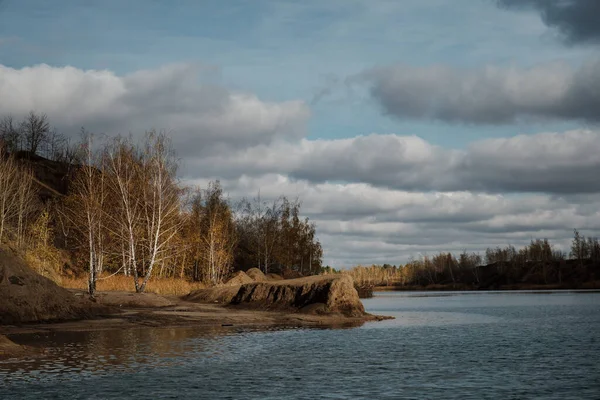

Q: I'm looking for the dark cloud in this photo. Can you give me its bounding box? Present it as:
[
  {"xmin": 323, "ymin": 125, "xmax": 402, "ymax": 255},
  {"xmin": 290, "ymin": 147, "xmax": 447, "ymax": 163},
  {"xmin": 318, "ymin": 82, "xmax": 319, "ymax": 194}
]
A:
[
  {"xmin": 361, "ymin": 60, "xmax": 600, "ymax": 124},
  {"xmin": 497, "ymin": 0, "xmax": 600, "ymax": 45},
  {"xmin": 190, "ymin": 129, "xmax": 600, "ymax": 195}
]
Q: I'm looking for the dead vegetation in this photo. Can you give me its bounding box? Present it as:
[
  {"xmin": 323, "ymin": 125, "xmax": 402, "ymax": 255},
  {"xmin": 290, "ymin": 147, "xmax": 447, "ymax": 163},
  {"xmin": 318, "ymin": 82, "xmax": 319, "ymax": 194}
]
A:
[{"xmin": 61, "ymin": 274, "xmax": 206, "ymax": 296}]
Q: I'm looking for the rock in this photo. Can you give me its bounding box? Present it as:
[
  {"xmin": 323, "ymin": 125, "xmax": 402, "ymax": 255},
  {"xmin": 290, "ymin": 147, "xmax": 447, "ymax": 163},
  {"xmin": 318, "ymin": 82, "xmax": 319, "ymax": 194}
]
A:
[
  {"xmin": 245, "ymin": 268, "xmax": 267, "ymax": 282},
  {"xmin": 0, "ymin": 246, "xmax": 102, "ymax": 324},
  {"xmin": 232, "ymin": 274, "xmax": 366, "ymax": 317}
]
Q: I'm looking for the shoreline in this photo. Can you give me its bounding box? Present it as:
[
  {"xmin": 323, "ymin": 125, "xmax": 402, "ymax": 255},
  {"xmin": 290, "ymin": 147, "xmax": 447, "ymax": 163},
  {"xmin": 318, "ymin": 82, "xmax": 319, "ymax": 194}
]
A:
[
  {"xmin": 373, "ymin": 282, "xmax": 600, "ymax": 292},
  {"xmin": 0, "ymin": 291, "xmax": 390, "ymax": 358}
]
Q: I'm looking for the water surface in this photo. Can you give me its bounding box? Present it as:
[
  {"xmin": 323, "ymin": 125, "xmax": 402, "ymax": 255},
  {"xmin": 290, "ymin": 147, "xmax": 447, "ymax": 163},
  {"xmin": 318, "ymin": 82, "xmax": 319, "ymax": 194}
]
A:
[{"xmin": 1, "ymin": 291, "xmax": 599, "ymax": 399}]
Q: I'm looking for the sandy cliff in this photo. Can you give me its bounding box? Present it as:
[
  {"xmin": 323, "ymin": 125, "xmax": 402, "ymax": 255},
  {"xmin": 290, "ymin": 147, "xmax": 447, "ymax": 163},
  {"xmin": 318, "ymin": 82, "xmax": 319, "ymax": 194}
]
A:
[{"xmin": 187, "ymin": 274, "xmax": 366, "ymax": 317}]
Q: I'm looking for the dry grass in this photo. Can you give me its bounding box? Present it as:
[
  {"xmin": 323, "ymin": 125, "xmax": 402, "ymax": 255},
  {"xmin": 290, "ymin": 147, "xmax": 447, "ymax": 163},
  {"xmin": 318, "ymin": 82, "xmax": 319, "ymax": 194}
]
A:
[
  {"xmin": 61, "ymin": 274, "xmax": 206, "ymax": 296},
  {"xmin": 324, "ymin": 265, "xmax": 405, "ymax": 287}
]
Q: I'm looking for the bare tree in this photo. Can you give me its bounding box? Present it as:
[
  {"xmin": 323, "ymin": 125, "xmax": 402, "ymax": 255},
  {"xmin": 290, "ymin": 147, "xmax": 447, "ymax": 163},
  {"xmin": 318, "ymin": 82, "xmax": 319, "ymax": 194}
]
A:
[
  {"xmin": 14, "ymin": 165, "xmax": 37, "ymax": 246},
  {"xmin": 45, "ymin": 128, "xmax": 67, "ymax": 161},
  {"xmin": 197, "ymin": 181, "xmax": 237, "ymax": 284},
  {"xmin": 137, "ymin": 132, "xmax": 182, "ymax": 292},
  {"xmin": 0, "ymin": 150, "xmax": 19, "ymax": 241},
  {"xmin": 70, "ymin": 132, "xmax": 107, "ymax": 297},
  {"xmin": 107, "ymin": 132, "xmax": 182, "ymax": 292},
  {"xmin": 0, "ymin": 144, "xmax": 37, "ymax": 245},
  {"xmin": 107, "ymin": 136, "xmax": 144, "ymax": 291},
  {"xmin": 0, "ymin": 115, "xmax": 21, "ymax": 152},
  {"xmin": 20, "ymin": 111, "xmax": 50, "ymax": 155}
]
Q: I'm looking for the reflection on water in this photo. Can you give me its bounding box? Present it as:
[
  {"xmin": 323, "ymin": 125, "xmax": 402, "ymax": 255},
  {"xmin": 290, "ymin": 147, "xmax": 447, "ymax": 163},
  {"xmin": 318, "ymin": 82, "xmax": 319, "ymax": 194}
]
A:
[
  {"xmin": 3, "ymin": 327, "xmax": 216, "ymax": 379},
  {"xmin": 1, "ymin": 326, "xmax": 292, "ymax": 381},
  {"xmin": 1, "ymin": 291, "xmax": 600, "ymax": 399}
]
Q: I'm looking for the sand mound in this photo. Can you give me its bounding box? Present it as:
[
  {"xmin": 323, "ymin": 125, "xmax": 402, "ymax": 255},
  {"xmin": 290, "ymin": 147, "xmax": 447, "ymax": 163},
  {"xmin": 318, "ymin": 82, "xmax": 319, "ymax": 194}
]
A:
[
  {"xmin": 246, "ymin": 268, "xmax": 267, "ymax": 282},
  {"xmin": 184, "ymin": 286, "xmax": 240, "ymax": 304},
  {"xmin": 0, "ymin": 247, "xmax": 102, "ymax": 324},
  {"xmin": 266, "ymin": 273, "xmax": 283, "ymax": 281},
  {"xmin": 185, "ymin": 274, "xmax": 366, "ymax": 317},
  {"xmin": 231, "ymin": 275, "xmax": 365, "ymax": 317},
  {"xmin": 224, "ymin": 271, "xmax": 254, "ymax": 286}
]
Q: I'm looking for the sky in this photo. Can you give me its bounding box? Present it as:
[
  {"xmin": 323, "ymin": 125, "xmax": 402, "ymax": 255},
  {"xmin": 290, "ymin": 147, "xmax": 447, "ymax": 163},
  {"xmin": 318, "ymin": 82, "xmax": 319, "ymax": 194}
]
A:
[{"xmin": 1, "ymin": 0, "xmax": 600, "ymax": 267}]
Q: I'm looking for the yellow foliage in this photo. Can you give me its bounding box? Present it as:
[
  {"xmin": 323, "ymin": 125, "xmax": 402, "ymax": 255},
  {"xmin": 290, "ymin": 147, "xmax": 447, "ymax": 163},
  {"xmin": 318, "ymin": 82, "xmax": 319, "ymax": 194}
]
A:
[
  {"xmin": 326, "ymin": 264, "xmax": 406, "ymax": 287},
  {"xmin": 23, "ymin": 209, "xmax": 64, "ymax": 284},
  {"xmin": 61, "ymin": 274, "xmax": 206, "ymax": 296}
]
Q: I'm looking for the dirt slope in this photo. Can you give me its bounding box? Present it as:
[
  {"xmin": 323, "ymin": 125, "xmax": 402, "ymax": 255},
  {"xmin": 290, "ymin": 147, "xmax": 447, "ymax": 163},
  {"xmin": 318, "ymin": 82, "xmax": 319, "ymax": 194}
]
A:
[
  {"xmin": 245, "ymin": 268, "xmax": 267, "ymax": 282},
  {"xmin": 187, "ymin": 274, "xmax": 366, "ymax": 317},
  {"xmin": 0, "ymin": 247, "xmax": 102, "ymax": 324},
  {"xmin": 223, "ymin": 271, "xmax": 254, "ymax": 286}
]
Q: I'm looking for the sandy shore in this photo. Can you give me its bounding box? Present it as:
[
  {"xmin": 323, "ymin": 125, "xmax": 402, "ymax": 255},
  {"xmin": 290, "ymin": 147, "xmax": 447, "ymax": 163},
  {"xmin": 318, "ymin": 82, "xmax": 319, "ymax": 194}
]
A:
[{"xmin": 0, "ymin": 290, "xmax": 390, "ymax": 339}]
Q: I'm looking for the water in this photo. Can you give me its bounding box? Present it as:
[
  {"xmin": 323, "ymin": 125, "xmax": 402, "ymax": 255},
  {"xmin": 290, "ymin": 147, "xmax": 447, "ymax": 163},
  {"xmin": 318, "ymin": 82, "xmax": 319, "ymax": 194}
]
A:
[{"xmin": 1, "ymin": 291, "xmax": 599, "ymax": 399}]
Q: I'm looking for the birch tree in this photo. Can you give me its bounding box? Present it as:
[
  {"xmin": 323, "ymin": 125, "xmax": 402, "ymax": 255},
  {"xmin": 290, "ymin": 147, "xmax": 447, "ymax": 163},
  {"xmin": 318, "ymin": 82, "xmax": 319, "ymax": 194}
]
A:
[
  {"xmin": 107, "ymin": 132, "xmax": 181, "ymax": 292},
  {"xmin": 14, "ymin": 165, "xmax": 36, "ymax": 246},
  {"xmin": 0, "ymin": 151, "xmax": 19, "ymax": 241},
  {"xmin": 69, "ymin": 132, "xmax": 107, "ymax": 297},
  {"xmin": 197, "ymin": 181, "xmax": 237, "ymax": 284},
  {"xmin": 0, "ymin": 144, "xmax": 37, "ymax": 245},
  {"xmin": 107, "ymin": 137, "xmax": 144, "ymax": 291},
  {"xmin": 137, "ymin": 132, "xmax": 181, "ymax": 292}
]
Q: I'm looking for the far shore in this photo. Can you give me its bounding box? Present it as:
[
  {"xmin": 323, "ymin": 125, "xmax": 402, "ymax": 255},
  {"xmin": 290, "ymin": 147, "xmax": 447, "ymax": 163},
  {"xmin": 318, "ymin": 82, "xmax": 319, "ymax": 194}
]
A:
[{"xmin": 373, "ymin": 281, "xmax": 600, "ymax": 292}]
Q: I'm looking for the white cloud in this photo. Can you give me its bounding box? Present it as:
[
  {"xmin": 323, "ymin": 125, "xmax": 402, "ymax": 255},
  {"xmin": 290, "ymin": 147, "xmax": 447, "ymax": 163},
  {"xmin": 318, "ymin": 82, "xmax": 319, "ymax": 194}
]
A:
[
  {"xmin": 186, "ymin": 129, "xmax": 600, "ymax": 194},
  {"xmin": 2, "ymin": 62, "xmax": 598, "ymax": 267},
  {"xmin": 190, "ymin": 174, "xmax": 600, "ymax": 267},
  {"xmin": 0, "ymin": 63, "xmax": 310, "ymax": 154}
]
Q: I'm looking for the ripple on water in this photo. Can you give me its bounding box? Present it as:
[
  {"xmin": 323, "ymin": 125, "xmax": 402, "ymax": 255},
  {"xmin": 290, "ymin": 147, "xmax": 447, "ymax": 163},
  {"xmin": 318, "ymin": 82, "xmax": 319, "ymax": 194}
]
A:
[{"xmin": 1, "ymin": 291, "xmax": 599, "ymax": 399}]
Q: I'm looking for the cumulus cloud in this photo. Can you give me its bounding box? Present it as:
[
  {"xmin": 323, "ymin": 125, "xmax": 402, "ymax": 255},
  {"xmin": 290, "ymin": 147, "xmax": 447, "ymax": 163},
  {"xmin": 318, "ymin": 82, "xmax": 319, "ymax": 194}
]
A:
[
  {"xmin": 186, "ymin": 129, "xmax": 600, "ymax": 194},
  {"xmin": 0, "ymin": 63, "xmax": 310, "ymax": 155},
  {"xmin": 361, "ymin": 60, "xmax": 600, "ymax": 124},
  {"xmin": 497, "ymin": 0, "xmax": 600, "ymax": 45},
  {"xmin": 2, "ymin": 62, "xmax": 597, "ymax": 267},
  {"xmin": 190, "ymin": 174, "xmax": 600, "ymax": 267}
]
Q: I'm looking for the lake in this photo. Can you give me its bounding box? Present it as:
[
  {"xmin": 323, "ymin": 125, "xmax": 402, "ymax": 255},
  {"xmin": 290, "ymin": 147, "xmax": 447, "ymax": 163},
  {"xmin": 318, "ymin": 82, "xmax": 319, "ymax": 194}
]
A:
[{"xmin": 1, "ymin": 291, "xmax": 599, "ymax": 399}]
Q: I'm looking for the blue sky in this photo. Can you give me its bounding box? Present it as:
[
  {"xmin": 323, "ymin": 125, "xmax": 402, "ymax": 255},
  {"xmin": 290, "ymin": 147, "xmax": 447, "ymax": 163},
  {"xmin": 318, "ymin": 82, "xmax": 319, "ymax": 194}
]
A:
[
  {"xmin": 1, "ymin": 0, "xmax": 600, "ymax": 266},
  {"xmin": 1, "ymin": 0, "xmax": 591, "ymax": 146}
]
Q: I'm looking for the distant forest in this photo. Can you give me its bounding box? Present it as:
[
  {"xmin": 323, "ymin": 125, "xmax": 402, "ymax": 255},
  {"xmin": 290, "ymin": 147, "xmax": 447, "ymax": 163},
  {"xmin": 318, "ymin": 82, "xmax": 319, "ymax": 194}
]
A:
[
  {"xmin": 0, "ymin": 112, "xmax": 323, "ymax": 296},
  {"xmin": 336, "ymin": 232, "xmax": 600, "ymax": 290}
]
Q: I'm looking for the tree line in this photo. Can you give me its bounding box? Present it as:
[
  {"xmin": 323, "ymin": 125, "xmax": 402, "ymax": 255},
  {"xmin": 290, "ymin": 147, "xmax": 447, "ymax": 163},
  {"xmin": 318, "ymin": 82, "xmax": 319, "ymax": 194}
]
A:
[
  {"xmin": 0, "ymin": 112, "xmax": 323, "ymax": 297},
  {"xmin": 338, "ymin": 233, "xmax": 599, "ymax": 289}
]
